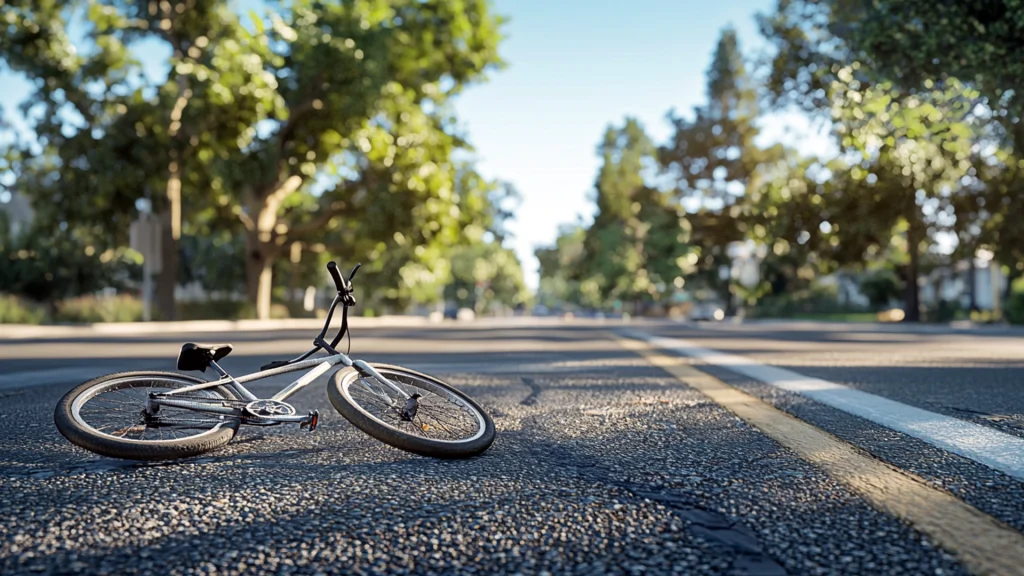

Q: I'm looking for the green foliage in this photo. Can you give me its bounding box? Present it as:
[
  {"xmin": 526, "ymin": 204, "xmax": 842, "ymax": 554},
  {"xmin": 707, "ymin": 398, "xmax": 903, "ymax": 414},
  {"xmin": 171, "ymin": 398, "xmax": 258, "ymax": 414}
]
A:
[
  {"xmin": 55, "ymin": 295, "xmax": 144, "ymax": 323},
  {"xmin": 0, "ymin": 294, "xmax": 46, "ymax": 324},
  {"xmin": 179, "ymin": 232, "xmax": 248, "ymax": 295},
  {"xmin": 835, "ymin": 0, "xmax": 1024, "ymax": 142},
  {"xmin": 747, "ymin": 284, "xmax": 868, "ymax": 319},
  {"xmin": 657, "ymin": 29, "xmax": 772, "ymax": 310},
  {"xmin": 927, "ymin": 299, "xmax": 965, "ymax": 324},
  {"xmin": 761, "ymin": 0, "xmax": 1024, "ymax": 301},
  {"xmin": 215, "ymin": 0, "xmax": 507, "ymax": 317},
  {"xmin": 0, "ymin": 217, "xmax": 142, "ymax": 306},
  {"xmin": 445, "ymin": 242, "xmax": 530, "ymax": 313},
  {"xmin": 661, "ymin": 28, "xmax": 764, "ymax": 205},
  {"xmin": 177, "ymin": 300, "xmax": 290, "ymax": 321},
  {"xmin": 1006, "ymin": 277, "xmax": 1024, "ymax": 325},
  {"xmin": 0, "ymin": 0, "xmax": 511, "ymax": 321},
  {"xmin": 859, "ymin": 269, "xmax": 903, "ymax": 308},
  {"xmin": 570, "ymin": 117, "xmax": 693, "ymax": 310},
  {"xmin": 535, "ymin": 224, "xmax": 588, "ymax": 310}
]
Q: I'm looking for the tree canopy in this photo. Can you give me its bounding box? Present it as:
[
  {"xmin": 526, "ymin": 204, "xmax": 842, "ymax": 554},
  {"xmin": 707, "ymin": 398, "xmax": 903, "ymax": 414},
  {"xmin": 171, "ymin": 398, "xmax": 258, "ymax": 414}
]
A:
[{"xmin": 1, "ymin": 0, "xmax": 526, "ymax": 320}]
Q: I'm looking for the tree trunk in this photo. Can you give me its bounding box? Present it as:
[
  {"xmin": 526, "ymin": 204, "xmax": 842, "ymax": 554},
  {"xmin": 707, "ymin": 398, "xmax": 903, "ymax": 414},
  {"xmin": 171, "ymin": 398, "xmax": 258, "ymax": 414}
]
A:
[
  {"xmin": 1004, "ymin": 264, "xmax": 1019, "ymax": 302},
  {"xmin": 967, "ymin": 252, "xmax": 978, "ymax": 312},
  {"xmin": 156, "ymin": 53, "xmax": 190, "ymax": 322},
  {"xmin": 239, "ymin": 175, "xmax": 303, "ymax": 320},
  {"xmin": 156, "ymin": 206, "xmax": 178, "ymax": 321},
  {"xmin": 904, "ymin": 224, "xmax": 922, "ymax": 322},
  {"xmin": 245, "ymin": 233, "xmax": 275, "ymax": 320}
]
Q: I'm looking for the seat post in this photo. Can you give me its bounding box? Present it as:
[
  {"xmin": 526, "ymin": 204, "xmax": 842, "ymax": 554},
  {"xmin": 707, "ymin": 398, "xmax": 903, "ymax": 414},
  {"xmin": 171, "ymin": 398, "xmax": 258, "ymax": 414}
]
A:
[{"xmin": 209, "ymin": 360, "xmax": 230, "ymax": 378}]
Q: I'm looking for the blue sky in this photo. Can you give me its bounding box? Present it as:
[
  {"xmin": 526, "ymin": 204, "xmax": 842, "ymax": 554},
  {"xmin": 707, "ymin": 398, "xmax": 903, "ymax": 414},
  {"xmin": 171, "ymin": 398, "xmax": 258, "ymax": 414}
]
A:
[
  {"xmin": 0, "ymin": 0, "xmax": 834, "ymax": 289},
  {"xmin": 454, "ymin": 0, "xmax": 833, "ymax": 288}
]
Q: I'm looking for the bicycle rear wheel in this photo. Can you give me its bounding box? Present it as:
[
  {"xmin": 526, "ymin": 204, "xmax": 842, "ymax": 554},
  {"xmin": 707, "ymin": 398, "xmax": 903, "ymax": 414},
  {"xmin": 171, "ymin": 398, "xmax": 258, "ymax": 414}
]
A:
[
  {"xmin": 327, "ymin": 363, "xmax": 495, "ymax": 459},
  {"xmin": 54, "ymin": 371, "xmax": 240, "ymax": 461}
]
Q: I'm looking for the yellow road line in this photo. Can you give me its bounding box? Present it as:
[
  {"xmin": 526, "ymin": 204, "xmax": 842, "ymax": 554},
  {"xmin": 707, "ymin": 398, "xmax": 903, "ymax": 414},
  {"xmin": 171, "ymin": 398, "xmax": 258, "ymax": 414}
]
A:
[{"xmin": 618, "ymin": 336, "xmax": 1024, "ymax": 576}]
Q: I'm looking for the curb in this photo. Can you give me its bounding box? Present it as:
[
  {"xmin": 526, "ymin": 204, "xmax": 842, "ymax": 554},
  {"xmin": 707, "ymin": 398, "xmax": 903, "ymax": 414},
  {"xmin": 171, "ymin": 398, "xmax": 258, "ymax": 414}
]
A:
[
  {"xmin": 0, "ymin": 315, "xmax": 640, "ymax": 340},
  {"xmin": 0, "ymin": 315, "xmax": 437, "ymax": 339}
]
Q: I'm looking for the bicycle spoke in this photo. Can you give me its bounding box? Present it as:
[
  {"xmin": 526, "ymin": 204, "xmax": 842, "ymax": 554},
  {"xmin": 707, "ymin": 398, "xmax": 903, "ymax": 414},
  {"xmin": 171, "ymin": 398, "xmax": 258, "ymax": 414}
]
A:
[
  {"xmin": 74, "ymin": 376, "xmax": 229, "ymax": 444},
  {"xmin": 344, "ymin": 369, "xmax": 484, "ymax": 443}
]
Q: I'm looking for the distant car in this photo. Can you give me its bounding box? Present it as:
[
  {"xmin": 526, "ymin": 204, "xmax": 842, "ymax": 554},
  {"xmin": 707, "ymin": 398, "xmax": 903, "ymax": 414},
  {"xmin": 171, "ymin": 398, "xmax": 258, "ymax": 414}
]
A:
[{"xmin": 689, "ymin": 302, "xmax": 725, "ymax": 322}]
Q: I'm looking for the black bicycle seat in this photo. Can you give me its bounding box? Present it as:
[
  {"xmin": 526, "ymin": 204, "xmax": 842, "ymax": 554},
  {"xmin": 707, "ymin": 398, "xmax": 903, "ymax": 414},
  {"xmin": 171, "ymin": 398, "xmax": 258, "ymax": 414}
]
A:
[{"xmin": 177, "ymin": 343, "xmax": 233, "ymax": 372}]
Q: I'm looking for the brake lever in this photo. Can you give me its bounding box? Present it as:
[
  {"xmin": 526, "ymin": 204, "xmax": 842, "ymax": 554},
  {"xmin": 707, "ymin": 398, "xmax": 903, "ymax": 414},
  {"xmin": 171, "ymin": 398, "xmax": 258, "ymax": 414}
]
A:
[{"xmin": 348, "ymin": 263, "xmax": 361, "ymax": 282}]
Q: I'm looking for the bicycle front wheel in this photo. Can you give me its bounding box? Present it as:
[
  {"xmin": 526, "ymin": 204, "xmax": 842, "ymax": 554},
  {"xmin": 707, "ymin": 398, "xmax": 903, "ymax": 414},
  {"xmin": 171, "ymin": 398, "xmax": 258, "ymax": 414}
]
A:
[
  {"xmin": 54, "ymin": 371, "xmax": 240, "ymax": 461},
  {"xmin": 327, "ymin": 363, "xmax": 496, "ymax": 459}
]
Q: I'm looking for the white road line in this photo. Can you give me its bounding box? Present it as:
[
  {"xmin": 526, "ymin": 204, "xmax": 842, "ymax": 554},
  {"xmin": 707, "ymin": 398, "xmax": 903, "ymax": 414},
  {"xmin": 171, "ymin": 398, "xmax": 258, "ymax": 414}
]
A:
[
  {"xmin": 403, "ymin": 361, "xmax": 621, "ymax": 375},
  {"xmin": 626, "ymin": 330, "xmax": 1024, "ymax": 482}
]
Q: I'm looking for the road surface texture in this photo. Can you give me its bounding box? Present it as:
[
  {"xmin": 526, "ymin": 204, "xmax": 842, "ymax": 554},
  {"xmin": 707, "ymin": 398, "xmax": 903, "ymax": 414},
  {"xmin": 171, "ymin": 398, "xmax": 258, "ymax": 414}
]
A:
[{"xmin": 1, "ymin": 318, "xmax": 1022, "ymax": 575}]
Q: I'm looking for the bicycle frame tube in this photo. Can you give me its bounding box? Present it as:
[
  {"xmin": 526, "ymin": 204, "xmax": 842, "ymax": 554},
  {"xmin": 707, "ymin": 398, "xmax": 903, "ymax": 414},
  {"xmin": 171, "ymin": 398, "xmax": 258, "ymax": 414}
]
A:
[
  {"xmin": 160, "ymin": 352, "xmax": 411, "ymax": 403},
  {"xmin": 143, "ymin": 262, "xmax": 419, "ymax": 425},
  {"xmin": 161, "ymin": 355, "xmax": 345, "ymax": 397}
]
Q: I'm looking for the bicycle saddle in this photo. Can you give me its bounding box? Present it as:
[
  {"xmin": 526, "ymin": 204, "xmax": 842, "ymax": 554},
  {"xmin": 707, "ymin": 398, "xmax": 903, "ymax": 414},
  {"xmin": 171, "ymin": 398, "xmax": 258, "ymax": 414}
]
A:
[{"xmin": 177, "ymin": 343, "xmax": 233, "ymax": 372}]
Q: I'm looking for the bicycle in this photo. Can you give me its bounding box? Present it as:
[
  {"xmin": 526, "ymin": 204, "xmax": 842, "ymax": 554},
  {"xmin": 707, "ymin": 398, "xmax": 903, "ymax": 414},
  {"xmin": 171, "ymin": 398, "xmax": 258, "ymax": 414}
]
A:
[{"xmin": 54, "ymin": 262, "xmax": 497, "ymax": 461}]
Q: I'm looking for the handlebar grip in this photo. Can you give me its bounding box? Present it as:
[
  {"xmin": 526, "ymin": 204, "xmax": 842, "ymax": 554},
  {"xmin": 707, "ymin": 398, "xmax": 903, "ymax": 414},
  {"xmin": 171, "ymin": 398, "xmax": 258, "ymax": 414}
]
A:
[{"xmin": 326, "ymin": 261, "xmax": 345, "ymax": 291}]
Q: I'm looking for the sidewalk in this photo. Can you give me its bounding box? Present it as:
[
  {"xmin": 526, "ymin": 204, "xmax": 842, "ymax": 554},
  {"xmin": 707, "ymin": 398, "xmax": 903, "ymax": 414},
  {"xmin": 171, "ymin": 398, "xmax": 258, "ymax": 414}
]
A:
[
  {"xmin": 0, "ymin": 315, "xmax": 437, "ymax": 340},
  {"xmin": 702, "ymin": 316, "xmax": 1024, "ymax": 335},
  {"xmin": 0, "ymin": 314, "xmax": 628, "ymax": 340}
]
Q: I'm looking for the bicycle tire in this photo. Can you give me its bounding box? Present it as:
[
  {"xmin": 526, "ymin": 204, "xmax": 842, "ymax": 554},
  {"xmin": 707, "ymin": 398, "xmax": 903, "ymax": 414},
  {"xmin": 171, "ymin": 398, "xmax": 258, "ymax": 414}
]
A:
[
  {"xmin": 327, "ymin": 363, "xmax": 496, "ymax": 459},
  {"xmin": 54, "ymin": 371, "xmax": 240, "ymax": 461}
]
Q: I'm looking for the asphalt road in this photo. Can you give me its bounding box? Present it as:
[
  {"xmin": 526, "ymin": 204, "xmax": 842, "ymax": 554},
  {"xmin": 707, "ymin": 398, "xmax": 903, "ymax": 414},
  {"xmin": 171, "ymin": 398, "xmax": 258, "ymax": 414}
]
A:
[{"xmin": 1, "ymin": 318, "xmax": 1022, "ymax": 575}]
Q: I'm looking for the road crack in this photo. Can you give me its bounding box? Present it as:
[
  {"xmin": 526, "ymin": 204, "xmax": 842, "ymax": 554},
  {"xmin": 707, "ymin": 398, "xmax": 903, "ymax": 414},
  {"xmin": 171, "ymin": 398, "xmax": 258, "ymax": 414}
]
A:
[{"xmin": 520, "ymin": 377, "xmax": 542, "ymax": 406}]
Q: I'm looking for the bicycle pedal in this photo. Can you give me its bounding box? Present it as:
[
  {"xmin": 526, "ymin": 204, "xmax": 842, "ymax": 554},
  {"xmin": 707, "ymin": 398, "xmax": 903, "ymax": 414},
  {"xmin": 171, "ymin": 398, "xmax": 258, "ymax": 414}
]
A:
[{"xmin": 300, "ymin": 410, "xmax": 319, "ymax": 432}]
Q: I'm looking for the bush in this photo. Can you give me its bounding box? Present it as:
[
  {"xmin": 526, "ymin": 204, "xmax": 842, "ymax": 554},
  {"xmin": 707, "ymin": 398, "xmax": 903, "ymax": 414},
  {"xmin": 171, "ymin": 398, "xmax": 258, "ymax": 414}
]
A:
[
  {"xmin": 178, "ymin": 299, "xmax": 252, "ymax": 321},
  {"xmin": 1005, "ymin": 278, "xmax": 1024, "ymax": 325},
  {"xmin": 749, "ymin": 285, "xmax": 868, "ymax": 319},
  {"xmin": 926, "ymin": 299, "xmax": 964, "ymax": 323},
  {"xmin": 859, "ymin": 269, "xmax": 903, "ymax": 308},
  {"xmin": 0, "ymin": 294, "xmax": 46, "ymax": 324},
  {"xmin": 178, "ymin": 300, "xmax": 291, "ymax": 320},
  {"xmin": 55, "ymin": 295, "xmax": 144, "ymax": 323}
]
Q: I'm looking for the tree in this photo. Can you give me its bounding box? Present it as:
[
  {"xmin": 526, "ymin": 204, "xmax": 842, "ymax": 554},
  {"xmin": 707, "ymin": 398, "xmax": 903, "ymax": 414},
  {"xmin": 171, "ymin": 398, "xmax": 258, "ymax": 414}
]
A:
[
  {"xmin": 219, "ymin": 0, "xmax": 505, "ymax": 319},
  {"xmin": 536, "ymin": 224, "xmax": 588, "ymax": 310},
  {"xmin": 758, "ymin": 0, "xmax": 857, "ymax": 115},
  {"xmin": 745, "ymin": 152, "xmax": 833, "ymax": 298},
  {"xmin": 445, "ymin": 242, "xmax": 529, "ymax": 314},
  {"xmin": 576, "ymin": 118, "xmax": 691, "ymax": 314},
  {"xmin": 350, "ymin": 162, "xmax": 520, "ymax": 315},
  {"xmin": 661, "ymin": 27, "xmax": 763, "ymax": 206},
  {"xmin": 1, "ymin": 0, "xmax": 279, "ymax": 319},
  {"xmin": 828, "ymin": 75, "xmax": 981, "ymax": 320},
  {"xmin": 842, "ymin": 0, "xmax": 1024, "ymax": 278},
  {"xmin": 0, "ymin": 214, "xmax": 141, "ymax": 315},
  {"xmin": 659, "ymin": 28, "xmax": 769, "ymax": 311},
  {"xmin": 837, "ymin": 0, "xmax": 1024, "ymax": 145},
  {"xmin": 1, "ymin": 0, "xmax": 507, "ymax": 320}
]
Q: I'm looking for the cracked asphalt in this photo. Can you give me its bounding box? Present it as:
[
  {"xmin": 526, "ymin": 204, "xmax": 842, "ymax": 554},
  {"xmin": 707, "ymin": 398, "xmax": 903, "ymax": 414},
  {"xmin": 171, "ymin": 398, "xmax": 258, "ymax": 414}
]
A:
[{"xmin": 0, "ymin": 319, "xmax": 1019, "ymax": 574}]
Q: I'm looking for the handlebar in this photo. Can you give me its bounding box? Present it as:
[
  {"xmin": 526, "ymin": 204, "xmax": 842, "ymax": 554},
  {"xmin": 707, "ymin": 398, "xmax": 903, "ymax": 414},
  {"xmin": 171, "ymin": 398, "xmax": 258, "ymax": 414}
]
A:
[
  {"xmin": 262, "ymin": 260, "xmax": 361, "ymax": 368},
  {"xmin": 326, "ymin": 261, "xmax": 361, "ymax": 293},
  {"xmin": 327, "ymin": 261, "xmax": 345, "ymax": 292}
]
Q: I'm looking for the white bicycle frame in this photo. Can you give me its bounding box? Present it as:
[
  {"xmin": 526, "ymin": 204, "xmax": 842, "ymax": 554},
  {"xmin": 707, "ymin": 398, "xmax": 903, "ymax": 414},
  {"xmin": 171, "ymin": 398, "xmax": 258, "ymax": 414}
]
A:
[
  {"xmin": 148, "ymin": 262, "xmax": 408, "ymax": 425},
  {"xmin": 151, "ymin": 352, "xmax": 410, "ymax": 424}
]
